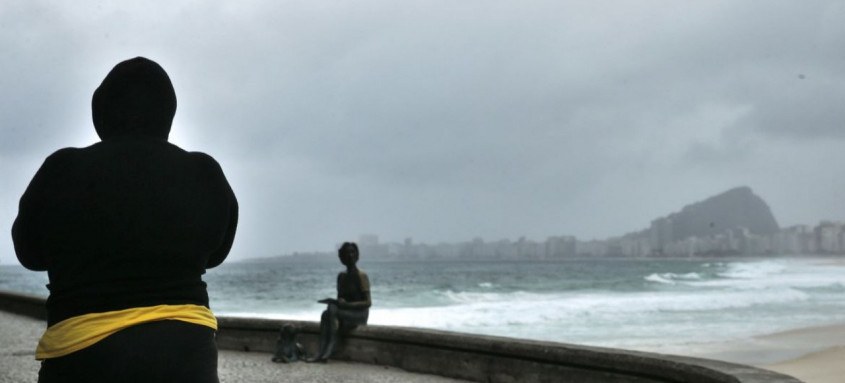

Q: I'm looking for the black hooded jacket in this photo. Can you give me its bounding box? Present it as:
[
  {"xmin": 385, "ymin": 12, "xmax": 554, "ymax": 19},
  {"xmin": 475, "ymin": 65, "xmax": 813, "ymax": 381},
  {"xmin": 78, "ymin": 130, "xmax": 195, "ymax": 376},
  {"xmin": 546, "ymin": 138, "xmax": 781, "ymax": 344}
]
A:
[{"xmin": 12, "ymin": 57, "xmax": 238, "ymax": 326}]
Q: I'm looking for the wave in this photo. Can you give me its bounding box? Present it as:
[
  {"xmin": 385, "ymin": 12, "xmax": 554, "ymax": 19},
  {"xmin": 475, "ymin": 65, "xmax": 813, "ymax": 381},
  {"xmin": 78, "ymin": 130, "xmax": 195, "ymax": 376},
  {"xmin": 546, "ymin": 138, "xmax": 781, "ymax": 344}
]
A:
[
  {"xmin": 218, "ymin": 284, "xmax": 834, "ymax": 350},
  {"xmin": 637, "ymin": 260, "xmax": 845, "ymax": 291},
  {"xmin": 358, "ymin": 288, "xmax": 820, "ymax": 352},
  {"xmin": 440, "ymin": 289, "xmax": 545, "ymax": 304},
  {"xmin": 369, "ymin": 286, "xmax": 811, "ymax": 326},
  {"xmin": 718, "ymin": 260, "xmax": 787, "ymax": 279},
  {"xmin": 689, "ymin": 259, "xmax": 845, "ymax": 290},
  {"xmin": 644, "ymin": 260, "xmax": 797, "ymax": 287},
  {"xmin": 644, "ymin": 272, "xmax": 702, "ymax": 285},
  {"xmin": 202, "ymin": 258, "xmax": 845, "ymax": 352}
]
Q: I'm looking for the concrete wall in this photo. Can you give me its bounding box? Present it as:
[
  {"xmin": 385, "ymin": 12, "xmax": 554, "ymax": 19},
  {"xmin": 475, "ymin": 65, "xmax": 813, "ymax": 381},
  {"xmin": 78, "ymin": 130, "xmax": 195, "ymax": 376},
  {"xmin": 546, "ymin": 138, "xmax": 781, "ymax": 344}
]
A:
[
  {"xmin": 0, "ymin": 291, "xmax": 46, "ymax": 321},
  {"xmin": 0, "ymin": 291, "xmax": 801, "ymax": 383}
]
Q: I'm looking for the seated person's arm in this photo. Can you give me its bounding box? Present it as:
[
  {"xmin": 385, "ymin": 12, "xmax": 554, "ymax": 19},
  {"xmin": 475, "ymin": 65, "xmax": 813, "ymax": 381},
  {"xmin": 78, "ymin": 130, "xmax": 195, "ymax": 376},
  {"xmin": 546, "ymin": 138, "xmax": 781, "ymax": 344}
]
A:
[{"xmin": 338, "ymin": 290, "xmax": 371, "ymax": 310}]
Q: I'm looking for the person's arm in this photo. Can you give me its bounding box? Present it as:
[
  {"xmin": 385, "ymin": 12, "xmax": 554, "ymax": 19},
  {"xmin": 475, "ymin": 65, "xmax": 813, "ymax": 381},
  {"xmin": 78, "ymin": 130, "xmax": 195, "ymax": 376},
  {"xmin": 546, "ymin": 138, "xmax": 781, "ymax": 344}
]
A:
[
  {"xmin": 338, "ymin": 272, "xmax": 371, "ymax": 310},
  {"xmin": 206, "ymin": 195, "xmax": 237, "ymax": 268},
  {"xmin": 335, "ymin": 272, "xmax": 344, "ymax": 300},
  {"xmin": 202, "ymin": 155, "xmax": 238, "ymax": 269},
  {"xmin": 12, "ymin": 150, "xmax": 71, "ymax": 271}
]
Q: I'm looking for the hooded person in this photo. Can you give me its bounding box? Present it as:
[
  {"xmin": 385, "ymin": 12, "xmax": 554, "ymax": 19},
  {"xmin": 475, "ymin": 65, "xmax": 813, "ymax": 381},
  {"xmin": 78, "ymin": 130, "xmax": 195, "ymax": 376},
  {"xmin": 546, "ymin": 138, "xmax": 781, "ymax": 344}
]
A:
[{"xmin": 12, "ymin": 57, "xmax": 238, "ymax": 383}]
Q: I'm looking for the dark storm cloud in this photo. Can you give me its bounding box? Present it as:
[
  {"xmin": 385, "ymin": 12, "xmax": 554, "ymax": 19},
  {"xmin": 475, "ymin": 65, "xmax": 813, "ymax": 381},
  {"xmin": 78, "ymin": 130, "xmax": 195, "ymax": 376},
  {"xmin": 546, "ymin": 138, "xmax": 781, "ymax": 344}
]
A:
[{"xmin": 2, "ymin": 1, "xmax": 845, "ymax": 263}]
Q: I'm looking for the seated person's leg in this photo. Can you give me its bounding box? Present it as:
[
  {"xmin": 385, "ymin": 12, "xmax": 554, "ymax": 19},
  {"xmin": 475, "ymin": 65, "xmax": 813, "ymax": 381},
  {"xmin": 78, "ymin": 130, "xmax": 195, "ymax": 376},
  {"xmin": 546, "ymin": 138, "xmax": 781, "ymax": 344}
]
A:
[
  {"xmin": 335, "ymin": 308, "xmax": 367, "ymax": 325},
  {"xmin": 316, "ymin": 304, "xmax": 339, "ymax": 360},
  {"xmin": 319, "ymin": 308, "xmax": 367, "ymax": 360}
]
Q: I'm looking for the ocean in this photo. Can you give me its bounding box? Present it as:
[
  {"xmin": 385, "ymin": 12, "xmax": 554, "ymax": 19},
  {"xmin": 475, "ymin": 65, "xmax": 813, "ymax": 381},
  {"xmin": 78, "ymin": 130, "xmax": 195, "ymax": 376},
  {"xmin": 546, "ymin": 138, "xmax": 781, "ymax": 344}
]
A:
[{"xmin": 2, "ymin": 257, "xmax": 844, "ymax": 356}]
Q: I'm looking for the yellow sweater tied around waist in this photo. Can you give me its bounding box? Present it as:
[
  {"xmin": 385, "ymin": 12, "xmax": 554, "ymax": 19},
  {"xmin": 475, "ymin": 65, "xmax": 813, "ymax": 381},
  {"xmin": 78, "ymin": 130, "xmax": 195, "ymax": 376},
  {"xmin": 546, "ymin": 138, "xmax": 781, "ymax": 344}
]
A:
[{"xmin": 36, "ymin": 304, "xmax": 217, "ymax": 360}]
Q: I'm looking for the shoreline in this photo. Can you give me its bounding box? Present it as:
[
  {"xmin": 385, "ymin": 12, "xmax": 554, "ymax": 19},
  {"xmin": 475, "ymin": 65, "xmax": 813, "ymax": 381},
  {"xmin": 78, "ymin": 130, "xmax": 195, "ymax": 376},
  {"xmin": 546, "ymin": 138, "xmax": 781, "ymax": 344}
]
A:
[
  {"xmin": 677, "ymin": 322, "xmax": 845, "ymax": 383},
  {"xmin": 763, "ymin": 346, "xmax": 845, "ymax": 383},
  {"xmin": 680, "ymin": 322, "xmax": 845, "ymax": 365}
]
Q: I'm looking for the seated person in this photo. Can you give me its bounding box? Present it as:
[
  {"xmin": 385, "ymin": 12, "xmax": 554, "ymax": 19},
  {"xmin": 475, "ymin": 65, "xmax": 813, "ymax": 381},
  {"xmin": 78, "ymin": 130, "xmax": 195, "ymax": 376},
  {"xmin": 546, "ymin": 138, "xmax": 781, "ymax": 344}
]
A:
[{"xmin": 310, "ymin": 242, "xmax": 371, "ymax": 362}]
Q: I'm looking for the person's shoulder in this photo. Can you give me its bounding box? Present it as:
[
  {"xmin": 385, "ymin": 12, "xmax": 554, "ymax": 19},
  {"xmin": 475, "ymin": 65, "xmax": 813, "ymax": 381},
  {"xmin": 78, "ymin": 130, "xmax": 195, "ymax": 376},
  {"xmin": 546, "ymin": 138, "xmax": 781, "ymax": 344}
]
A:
[
  {"xmin": 184, "ymin": 150, "xmax": 227, "ymax": 174},
  {"xmin": 173, "ymin": 150, "xmax": 231, "ymax": 186},
  {"xmin": 355, "ymin": 270, "xmax": 370, "ymax": 282},
  {"xmin": 184, "ymin": 149, "xmax": 216, "ymax": 163},
  {"xmin": 358, "ymin": 270, "xmax": 370, "ymax": 290},
  {"xmin": 45, "ymin": 146, "xmax": 82, "ymax": 161},
  {"xmin": 39, "ymin": 146, "xmax": 86, "ymax": 171}
]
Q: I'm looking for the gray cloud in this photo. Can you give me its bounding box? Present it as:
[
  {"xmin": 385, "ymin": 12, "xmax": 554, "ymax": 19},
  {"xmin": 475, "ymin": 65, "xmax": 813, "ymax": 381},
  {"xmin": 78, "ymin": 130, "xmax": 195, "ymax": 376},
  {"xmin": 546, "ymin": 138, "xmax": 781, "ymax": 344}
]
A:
[{"xmin": 2, "ymin": 1, "xmax": 845, "ymax": 263}]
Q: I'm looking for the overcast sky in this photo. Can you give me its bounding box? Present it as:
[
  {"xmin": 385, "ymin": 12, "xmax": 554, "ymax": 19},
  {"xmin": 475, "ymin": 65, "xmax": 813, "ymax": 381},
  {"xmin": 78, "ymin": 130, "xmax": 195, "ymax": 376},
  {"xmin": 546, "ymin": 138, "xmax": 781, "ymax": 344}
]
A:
[{"xmin": 1, "ymin": 1, "xmax": 844, "ymax": 263}]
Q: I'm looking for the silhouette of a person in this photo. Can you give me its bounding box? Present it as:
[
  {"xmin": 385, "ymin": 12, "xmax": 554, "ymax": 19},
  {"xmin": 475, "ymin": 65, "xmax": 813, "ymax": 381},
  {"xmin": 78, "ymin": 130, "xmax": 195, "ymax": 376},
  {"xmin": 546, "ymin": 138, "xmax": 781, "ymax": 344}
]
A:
[
  {"xmin": 310, "ymin": 242, "xmax": 371, "ymax": 362},
  {"xmin": 12, "ymin": 57, "xmax": 238, "ymax": 382}
]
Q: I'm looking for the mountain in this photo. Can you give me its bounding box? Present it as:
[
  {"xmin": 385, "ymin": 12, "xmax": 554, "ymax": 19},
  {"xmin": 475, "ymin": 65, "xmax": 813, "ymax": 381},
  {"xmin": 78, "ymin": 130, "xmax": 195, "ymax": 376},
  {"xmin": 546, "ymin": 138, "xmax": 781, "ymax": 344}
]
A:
[{"xmin": 655, "ymin": 186, "xmax": 779, "ymax": 242}]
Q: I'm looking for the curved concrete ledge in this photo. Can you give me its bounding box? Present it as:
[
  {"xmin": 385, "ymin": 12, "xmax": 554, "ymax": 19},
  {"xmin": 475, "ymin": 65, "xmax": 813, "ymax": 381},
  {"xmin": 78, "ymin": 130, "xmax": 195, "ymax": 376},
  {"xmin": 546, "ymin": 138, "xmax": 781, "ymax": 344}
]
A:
[
  {"xmin": 0, "ymin": 290, "xmax": 47, "ymax": 321},
  {"xmin": 0, "ymin": 291, "xmax": 801, "ymax": 382}
]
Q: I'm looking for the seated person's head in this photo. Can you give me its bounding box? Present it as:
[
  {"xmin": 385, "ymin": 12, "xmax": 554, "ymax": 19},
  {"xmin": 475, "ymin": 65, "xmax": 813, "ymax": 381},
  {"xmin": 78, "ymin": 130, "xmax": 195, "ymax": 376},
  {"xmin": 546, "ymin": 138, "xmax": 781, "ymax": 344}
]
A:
[{"xmin": 338, "ymin": 242, "xmax": 359, "ymax": 266}]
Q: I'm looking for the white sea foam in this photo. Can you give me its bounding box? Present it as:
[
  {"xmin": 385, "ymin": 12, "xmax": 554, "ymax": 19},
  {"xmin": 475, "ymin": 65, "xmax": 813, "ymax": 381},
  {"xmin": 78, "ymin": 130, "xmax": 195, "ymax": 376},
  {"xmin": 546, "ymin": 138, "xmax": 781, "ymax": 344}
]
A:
[
  {"xmin": 718, "ymin": 260, "xmax": 786, "ymax": 279},
  {"xmin": 644, "ymin": 272, "xmax": 702, "ymax": 284},
  {"xmin": 190, "ymin": 259, "xmax": 845, "ymax": 353},
  {"xmin": 366, "ymin": 288, "xmax": 821, "ymax": 350},
  {"xmin": 644, "ymin": 273, "xmax": 676, "ymax": 284},
  {"xmin": 689, "ymin": 259, "xmax": 845, "ymax": 290},
  {"xmin": 9, "ymin": 258, "xmax": 845, "ymax": 355},
  {"xmin": 370, "ymin": 286, "xmax": 811, "ymax": 329}
]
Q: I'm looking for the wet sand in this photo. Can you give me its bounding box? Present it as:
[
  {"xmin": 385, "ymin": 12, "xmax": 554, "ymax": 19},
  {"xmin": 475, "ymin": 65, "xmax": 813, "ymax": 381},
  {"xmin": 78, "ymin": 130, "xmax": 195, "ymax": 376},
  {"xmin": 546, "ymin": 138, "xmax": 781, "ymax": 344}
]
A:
[
  {"xmin": 684, "ymin": 323, "xmax": 845, "ymax": 383},
  {"xmin": 764, "ymin": 346, "xmax": 845, "ymax": 383}
]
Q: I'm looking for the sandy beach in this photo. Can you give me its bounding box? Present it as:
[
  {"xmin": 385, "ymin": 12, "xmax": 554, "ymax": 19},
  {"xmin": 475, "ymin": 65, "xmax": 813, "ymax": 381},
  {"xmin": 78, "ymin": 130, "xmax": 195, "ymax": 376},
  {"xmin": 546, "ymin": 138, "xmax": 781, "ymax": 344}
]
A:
[
  {"xmin": 759, "ymin": 325, "xmax": 845, "ymax": 383},
  {"xmin": 681, "ymin": 322, "xmax": 845, "ymax": 383},
  {"xmin": 764, "ymin": 346, "xmax": 845, "ymax": 383}
]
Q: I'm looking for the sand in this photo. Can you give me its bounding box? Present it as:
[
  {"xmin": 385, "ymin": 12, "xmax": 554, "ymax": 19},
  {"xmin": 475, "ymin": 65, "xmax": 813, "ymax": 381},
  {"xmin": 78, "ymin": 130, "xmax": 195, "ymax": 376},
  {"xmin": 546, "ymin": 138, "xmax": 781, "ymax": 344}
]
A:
[
  {"xmin": 764, "ymin": 346, "xmax": 845, "ymax": 383},
  {"xmin": 757, "ymin": 324, "xmax": 845, "ymax": 383},
  {"xmin": 680, "ymin": 323, "xmax": 845, "ymax": 383},
  {"xmin": 0, "ymin": 309, "xmax": 44, "ymax": 383}
]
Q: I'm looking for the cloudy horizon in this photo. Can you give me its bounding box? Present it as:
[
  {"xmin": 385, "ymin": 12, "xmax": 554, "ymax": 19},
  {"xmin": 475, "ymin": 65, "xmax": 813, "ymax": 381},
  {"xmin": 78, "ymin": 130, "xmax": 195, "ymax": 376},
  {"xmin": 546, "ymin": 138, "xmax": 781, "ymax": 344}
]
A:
[{"xmin": 2, "ymin": 1, "xmax": 844, "ymax": 263}]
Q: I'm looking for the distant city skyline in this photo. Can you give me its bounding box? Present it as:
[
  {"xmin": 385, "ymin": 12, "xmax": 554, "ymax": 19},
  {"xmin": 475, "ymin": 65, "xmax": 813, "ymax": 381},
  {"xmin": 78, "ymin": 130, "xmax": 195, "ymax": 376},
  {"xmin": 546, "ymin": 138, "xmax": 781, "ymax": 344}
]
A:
[
  {"xmin": 270, "ymin": 187, "xmax": 844, "ymax": 260},
  {"xmin": 265, "ymin": 217, "xmax": 845, "ymax": 262}
]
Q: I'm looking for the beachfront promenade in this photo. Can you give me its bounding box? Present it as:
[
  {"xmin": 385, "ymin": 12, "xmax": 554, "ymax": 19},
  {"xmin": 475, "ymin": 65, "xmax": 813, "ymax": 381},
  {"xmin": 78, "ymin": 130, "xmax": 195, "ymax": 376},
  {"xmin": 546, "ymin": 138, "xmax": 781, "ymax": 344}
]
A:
[
  {"xmin": 0, "ymin": 310, "xmax": 464, "ymax": 383},
  {"xmin": 0, "ymin": 291, "xmax": 804, "ymax": 383}
]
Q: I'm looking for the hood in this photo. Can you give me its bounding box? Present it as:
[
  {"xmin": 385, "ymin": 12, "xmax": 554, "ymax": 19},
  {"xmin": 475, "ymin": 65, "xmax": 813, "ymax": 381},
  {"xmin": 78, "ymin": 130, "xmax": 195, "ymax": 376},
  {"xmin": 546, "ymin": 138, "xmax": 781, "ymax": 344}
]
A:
[{"xmin": 92, "ymin": 57, "xmax": 177, "ymax": 140}]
